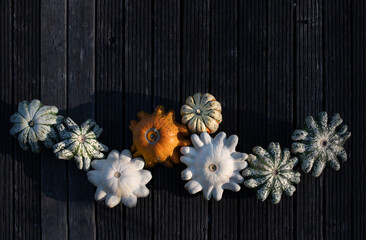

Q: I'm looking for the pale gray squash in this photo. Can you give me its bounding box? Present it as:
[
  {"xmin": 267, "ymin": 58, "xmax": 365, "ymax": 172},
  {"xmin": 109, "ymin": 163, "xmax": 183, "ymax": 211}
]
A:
[
  {"xmin": 87, "ymin": 149, "xmax": 152, "ymax": 208},
  {"xmin": 10, "ymin": 99, "xmax": 63, "ymax": 153},
  {"xmin": 242, "ymin": 143, "xmax": 301, "ymax": 204},
  {"xmin": 53, "ymin": 117, "xmax": 109, "ymax": 171},
  {"xmin": 291, "ymin": 112, "xmax": 351, "ymax": 177},
  {"xmin": 180, "ymin": 132, "xmax": 248, "ymax": 201},
  {"xmin": 181, "ymin": 93, "xmax": 222, "ymax": 134}
]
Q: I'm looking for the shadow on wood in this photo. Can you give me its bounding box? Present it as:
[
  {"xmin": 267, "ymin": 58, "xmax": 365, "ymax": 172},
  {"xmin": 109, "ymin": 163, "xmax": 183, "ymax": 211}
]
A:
[{"xmin": 2, "ymin": 91, "xmax": 294, "ymax": 201}]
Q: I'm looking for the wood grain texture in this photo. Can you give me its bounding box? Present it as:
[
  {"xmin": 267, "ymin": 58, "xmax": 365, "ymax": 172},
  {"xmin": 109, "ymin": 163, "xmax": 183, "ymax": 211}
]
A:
[
  {"xmin": 153, "ymin": 0, "xmax": 182, "ymax": 239},
  {"xmin": 210, "ymin": 0, "xmax": 238, "ymax": 239},
  {"xmin": 13, "ymin": 0, "xmax": 42, "ymax": 239},
  {"xmin": 67, "ymin": 0, "xmax": 96, "ymax": 239},
  {"xmin": 323, "ymin": 1, "xmax": 352, "ymax": 239},
  {"xmin": 180, "ymin": 1, "xmax": 210, "ymax": 239},
  {"xmin": 95, "ymin": 0, "xmax": 125, "ymax": 239},
  {"xmin": 0, "ymin": 0, "xmax": 13, "ymax": 239},
  {"xmin": 295, "ymin": 1, "xmax": 323, "ymax": 239},
  {"xmin": 352, "ymin": 1, "xmax": 366, "ymax": 239},
  {"xmin": 266, "ymin": 1, "xmax": 294, "ymax": 240},
  {"xmin": 40, "ymin": 0, "xmax": 68, "ymax": 239},
  {"xmin": 237, "ymin": 0, "xmax": 268, "ymax": 239},
  {"xmin": 1, "ymin": 0, "xmax": 366, "ymax": 239},
  {"xmin": 124, "ymin": 0, "xmax": 153, "ymax": 239}
]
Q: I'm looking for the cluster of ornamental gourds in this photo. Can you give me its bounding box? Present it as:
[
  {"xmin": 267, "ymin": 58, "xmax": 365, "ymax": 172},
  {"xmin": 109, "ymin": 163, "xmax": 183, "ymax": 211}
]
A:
[{"xmin": 10, "ymin": 93, "xmax": 351, "ymax": 208}]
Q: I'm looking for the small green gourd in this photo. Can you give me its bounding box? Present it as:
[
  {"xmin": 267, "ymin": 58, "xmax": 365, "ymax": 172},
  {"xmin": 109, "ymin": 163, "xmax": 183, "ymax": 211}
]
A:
[
  {"xmin": 291, "ymin": 112, "xmax": 351, "ymax": 177},
  {"xmin": 10, "ymin": 99, "xmax": 63, "ymax": 153},
  {"xmin": 53, "ymin": 117, "xmax": 109, "ymax": 171},
  {"xmin": 242, "ymin": 142, "xmax": 301, "ymax": 204}
]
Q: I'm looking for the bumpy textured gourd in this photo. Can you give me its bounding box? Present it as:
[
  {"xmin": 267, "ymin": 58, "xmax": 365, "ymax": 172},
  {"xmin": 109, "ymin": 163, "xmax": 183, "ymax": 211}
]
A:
[
  {"xmin": 181, "ymin": 93, "xmax": 222, "ymax": 134},
  {"xmin": 53, "ymin": 117, "xmax": 109, "ymax": 171},
  {"xmin": 10, "ymin": 99, "xmax": 63, "ymax": 153},
  {"xmin": 291, "ymin": 112, "xmax": 351, "ymax": 177},
  {"xmin": 87, "ymin": 149, "xmax": 152, "ymax": 208},
  {"xmin": 129, "ymin": 105, "xmax": 191, "ymax": 168},
  {"xmin": 180, "ymin": 132, "xmax": 248, "ymax": 201},
  {"xmin": 242, "ymin": 143, "xmax": 301, "ymax": 204}
]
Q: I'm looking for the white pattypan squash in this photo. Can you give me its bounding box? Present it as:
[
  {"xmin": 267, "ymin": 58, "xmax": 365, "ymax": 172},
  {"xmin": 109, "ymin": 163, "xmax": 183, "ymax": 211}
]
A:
[
  {"xmin": 181, "ymin": 93, "xmax": 222, "ymax": 134},
  {"xmin": 180, "ymin": 132, "xmax": 247, "ymax": 201},
  {"xmin": 87, "ymin": 149, "xmax": 152, "ymax": 208},
  {"xmin": 53, "ymin": 117, "xmax": 109, "ymax": 171},
  {"xmin": 10, "ymin": 99, "xmax": 63, "ymax": 153}
]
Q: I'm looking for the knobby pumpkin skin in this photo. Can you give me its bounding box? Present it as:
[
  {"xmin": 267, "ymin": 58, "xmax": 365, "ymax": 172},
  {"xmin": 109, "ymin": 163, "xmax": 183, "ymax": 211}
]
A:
[
  {"xmin": 180, "ymin": 93, "xmax": 222, "ymax": 134},
  {"xmin": 129, "ymin": 105, "xmax": 191, "ymax": 168}
]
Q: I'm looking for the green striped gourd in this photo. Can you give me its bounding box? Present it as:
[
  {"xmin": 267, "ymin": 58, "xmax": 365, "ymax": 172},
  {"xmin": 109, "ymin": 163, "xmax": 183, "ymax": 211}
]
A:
[
  {"xmin": 53, "ymin": 117, "xmax": 109, "ymax": 171},
  {"xmin": 180, "ymin": 93, "xmax": 222, "ymax": 134},
  {"xmin": 242, "ymin": 142, "xmax": 301, "ymax": 204},
  {"xmin": 10, "ymin": 99, "xmax": 63, "ymax": 153},
  {"xmin": 291, "ymin": 112, "xmax": 351, "ymax": 177}
]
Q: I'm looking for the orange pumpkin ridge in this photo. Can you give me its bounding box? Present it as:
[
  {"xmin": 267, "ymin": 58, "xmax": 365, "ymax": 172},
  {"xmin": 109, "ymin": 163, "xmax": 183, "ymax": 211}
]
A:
[{"xmin": 129, "ymin": 105, "xmax": 191, "ymax": 168}]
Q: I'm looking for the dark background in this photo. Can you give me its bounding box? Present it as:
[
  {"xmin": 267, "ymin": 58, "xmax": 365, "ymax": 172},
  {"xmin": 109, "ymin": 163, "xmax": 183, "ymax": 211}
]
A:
[{"xmin": 0, "ymin": 0, "xmax": 365, "ymax": 239}]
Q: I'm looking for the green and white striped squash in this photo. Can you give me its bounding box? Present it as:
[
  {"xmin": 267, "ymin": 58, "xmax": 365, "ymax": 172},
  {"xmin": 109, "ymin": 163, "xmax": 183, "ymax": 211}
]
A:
[
  {"xmin": 180, "ymin": 93, "xmax": 222, "ymax": 134},
  {"xmin": 10, "ymin": 99, "xmax": 63, "ymax": 153},
  {"xmin": 53, "ymin": 117, "xmax": 109, "ymax": 171},
  {"xmin": 291, "ymin": 112, "xmax": 351, "ymax": 177},
  {"xmin": 242, "ymin": 142, "xmax": 301, "ymax": 204}
]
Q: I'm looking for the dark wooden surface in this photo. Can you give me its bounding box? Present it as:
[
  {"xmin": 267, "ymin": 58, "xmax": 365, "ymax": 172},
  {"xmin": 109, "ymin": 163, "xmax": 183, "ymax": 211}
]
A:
[{"xmin": 0, "ymin": 0, "xmax": 365, "ymax": 239}]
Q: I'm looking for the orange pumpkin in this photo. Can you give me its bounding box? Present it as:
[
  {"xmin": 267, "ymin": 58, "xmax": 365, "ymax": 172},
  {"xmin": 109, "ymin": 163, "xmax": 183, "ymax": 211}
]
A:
[{"xmin": 129, "ymin": 105, "xmax": 191, "ymax": 168}]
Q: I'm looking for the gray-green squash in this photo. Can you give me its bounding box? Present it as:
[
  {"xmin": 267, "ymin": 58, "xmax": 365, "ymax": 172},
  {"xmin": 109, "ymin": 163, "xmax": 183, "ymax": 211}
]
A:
[
  {"xmin": 53, "ymin": 117, "xmax": 109, "ymax": 171},
  {"xmin": 242, "ymin": 142, "xmax": 301, "ymax": 204},
  {"xmin": 181, "ymin": 93, "xmax": 222, "ymax": 134},
  {"xmin": 291, "ymin": 112, "xmax": 351, "ymax": 177},
  {"xmin": 10, "ymin": 99, "xmax": 63, "ymax": 153}
]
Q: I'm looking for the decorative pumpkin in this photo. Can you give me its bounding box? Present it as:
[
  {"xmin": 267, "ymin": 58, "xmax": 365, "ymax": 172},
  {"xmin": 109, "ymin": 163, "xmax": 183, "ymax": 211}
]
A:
[
  {"xmin": 180, "ymin": 93, "xmax": 222, "ymax": 134},
  {"xmin": 242, "ymin": 143, "xmax": 301, "ymax": 204},
  {"xmin": 87, "ymin": 149, "xmax": 152, "ymax": 208},
  {"xmin": 129, "ymin": 105, "xmax": 191, "ymax": 168},
  {"xmin": 291, "ymin": 112, "xmax": 351, "ymax": 177},
  {"xmin": 10, "ymin": 99, "xmax": 63, "ymax": 153},
  {"xmin": 53, "ymin": 117, "xmax": 109, "ymax": 171},
  {"xmin": 180, "ymin": 132, "xmax": 248, "ymax": 201}
]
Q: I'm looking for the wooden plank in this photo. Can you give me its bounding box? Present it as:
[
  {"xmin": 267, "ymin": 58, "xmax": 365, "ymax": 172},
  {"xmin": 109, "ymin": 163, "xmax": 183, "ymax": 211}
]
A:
[
  {"xmin": 13, "ymin": 0, "xmax": 42, "ymax": 238},
  {"xmin": 13, "ymin": 0, "xmax": 42, "ymax": 239},
  {"xmin": 352, "ymin": 1, "xmax": 366, "ymax": 239},
  {"xmin": 152, "ymin": 0, "xmax": 182, "ymax": 239},
  {"xmin": 295, "ymin": 1, "xmax": 323, "ymax": 239},
  {"xmin": 67, "ymin": 0, "xmax": 96, "ymax": 239},
  {"xmin": 0, "ymin": 0, "xmax": 13, "ymax": 239},
  {"xmin": 323, "ymin": 1, "xmax": 352, "ymax": 239},
  {"xmin": 210, "ymin": 0, "xmax": 238, "ymax": 239},
  {"xmin": 95, "ymin": 0, "xmax": 125, "ymax": 238},
  {"xmin": 237, "ymin": 0, "xmax": 267, "ymax": 239},
  {"xmin": 124, "ymin": 0, "xmax": 153, "ymax": 239},
  {"xmin": 180, "ymin": 1, "xmax": 210, "ymax": 239},
  {"xmin": 266, "ymin": 1, "xmax": 294, "ymax": 239},
  {"xmin": 40, "ymin": 0, "xmax": 68, "ymax": 239}
]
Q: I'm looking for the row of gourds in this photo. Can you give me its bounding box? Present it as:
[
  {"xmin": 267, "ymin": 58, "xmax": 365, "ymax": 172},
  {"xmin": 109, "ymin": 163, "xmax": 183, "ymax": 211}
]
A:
[{"xmin": 9, "ymin": 93, "xmax": 351, "ymax": 208}]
